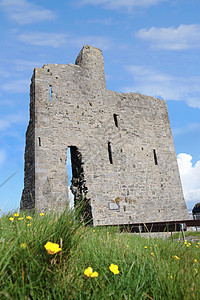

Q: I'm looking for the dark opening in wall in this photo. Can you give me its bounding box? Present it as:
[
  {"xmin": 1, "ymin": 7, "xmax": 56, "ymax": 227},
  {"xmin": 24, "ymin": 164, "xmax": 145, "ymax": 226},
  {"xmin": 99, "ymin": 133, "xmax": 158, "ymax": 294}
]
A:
[
  {"xmin": 49, "ymin": 85, "xmax": 52, "ymax": 102},
  {"xmin": 113, "ymin": 113, "xmax": 118, "ymax": 127},
  {"xmin": 108, "ymin": 142, "xmax": 113, "ymax": 164},
  {"xmin": 66, "ymin": 148, "xmax": 74, "ymax": 209},
  {"xmin": 38, "ymin": 137, "xmax": 41, "ymax": 146},
  {"xmin": 153, "ymin": 149, "xmax": 158, "ymax": 165},
  {"xmin": 69, "ymin": 146, "xmax": 92, "ymax": 223}
]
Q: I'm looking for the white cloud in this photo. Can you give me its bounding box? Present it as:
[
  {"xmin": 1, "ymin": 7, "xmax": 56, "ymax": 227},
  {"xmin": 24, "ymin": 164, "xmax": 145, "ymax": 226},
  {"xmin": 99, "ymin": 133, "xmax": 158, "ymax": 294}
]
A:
[
  {"xmin": 135, "ymin": 24, "xmax": 200, "ymax": 50},
  {"xmin": 13, "ymin": 59, "xmax": 43, "ymax": 72},
  {"xmin": 173, "ymin": 123, "xmax": 200, "ymax": 137},
  {"xmin": 71, "ymin": 35, "xmax": 113, "ymax": 50},
  {"xmin": 0, "ymin": 114, "xmax": 26, "ymax": 131},
  {"xmin": 1, "ymin": 79, "xmax": 29, "ymax": 93},
  {"xmin": 177, "ymin": 153, "xmax": 200, "ymax": 209},
  {"xmin": 0, "ymin": 0, "xmax": 56, "ymax": 25},
  {"xmin": 124, "ymin": 65, "xmax": 200, "ymax": 108},
  {"xmin": 18, "ymin": 32, "xmax": 69, "ymax": 48},
  {"xmin": 0, "ymin": 149, "xmax": 6, "ymax": 167},
  {"xmin": 76, "ymin": 0, "xmax": 166, "ymax": 10}
]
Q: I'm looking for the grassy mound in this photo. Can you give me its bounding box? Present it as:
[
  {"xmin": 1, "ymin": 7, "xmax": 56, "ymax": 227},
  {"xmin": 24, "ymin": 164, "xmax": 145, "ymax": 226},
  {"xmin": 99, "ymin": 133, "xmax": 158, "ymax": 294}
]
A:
[{"xmin": 0, "ymin": 210, "xmax": 199, "ymax": 299}]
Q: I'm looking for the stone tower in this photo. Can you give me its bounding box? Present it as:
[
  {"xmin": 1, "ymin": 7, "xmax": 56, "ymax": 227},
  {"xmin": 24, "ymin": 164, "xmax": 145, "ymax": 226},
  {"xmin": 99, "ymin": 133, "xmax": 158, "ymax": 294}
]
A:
[{"xmin": 21, "ymin": 45, "xmax": 189, "ymax": 225}]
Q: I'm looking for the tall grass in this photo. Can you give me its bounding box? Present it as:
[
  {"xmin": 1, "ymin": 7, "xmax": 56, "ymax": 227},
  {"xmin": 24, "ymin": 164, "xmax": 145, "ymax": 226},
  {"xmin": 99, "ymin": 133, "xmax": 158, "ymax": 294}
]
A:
[{"xmin": 0, "ymin": 209, "xmax": 199, "ymax": 299}]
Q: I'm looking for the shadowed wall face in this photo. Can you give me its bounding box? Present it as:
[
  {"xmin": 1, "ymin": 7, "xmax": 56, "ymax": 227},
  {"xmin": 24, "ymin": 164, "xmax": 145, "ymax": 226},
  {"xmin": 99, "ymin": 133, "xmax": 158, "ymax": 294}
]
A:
[{"xmin": 21, "ymin": 45, "xmax": 189, "ymax": 225}]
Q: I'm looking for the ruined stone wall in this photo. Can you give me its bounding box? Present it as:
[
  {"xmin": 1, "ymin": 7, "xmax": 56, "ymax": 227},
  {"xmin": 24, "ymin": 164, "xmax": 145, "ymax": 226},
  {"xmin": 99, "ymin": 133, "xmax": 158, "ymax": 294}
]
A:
[
  {"xmin": 21, "ymin": 45, "xmax": 189, "ymax": 225},
  {"xmin": 21, "ymin": 78, "xmax": 35, "ymax": 210}
]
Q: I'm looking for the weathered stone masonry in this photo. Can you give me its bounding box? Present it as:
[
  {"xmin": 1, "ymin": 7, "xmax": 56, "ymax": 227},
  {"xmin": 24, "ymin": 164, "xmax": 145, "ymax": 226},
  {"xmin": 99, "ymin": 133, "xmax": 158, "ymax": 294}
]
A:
[{"xmin": 21, "ymin": 45, "xmax": 189, "ymax": 225}]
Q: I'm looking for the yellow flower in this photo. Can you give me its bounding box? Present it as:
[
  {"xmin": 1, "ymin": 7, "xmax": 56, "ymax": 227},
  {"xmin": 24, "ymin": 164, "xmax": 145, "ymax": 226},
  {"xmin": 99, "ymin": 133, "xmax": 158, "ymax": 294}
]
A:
[
  {"xmin": 27, "ymin": 224, "xmax": 31, "ymax": 227},
  {"xmin": 39, "ymin": 213, "xmax": 44, "ymax": 216},
  {"xmin": 188, "ymin": 243, "xmax": 191, "ymax": 246},
  {"xmin": 84, "ymin": 267, "xmax": 98, "ymax": 278},
  {"xmin": 194, "ymin": 268, "xmax": 198, "ymax": 274},
  {"xmin": 194, "ymin": 259, "xmax": 198, "ymax": 263},
  {"xmin": 20, "ymin": 243, "xmax": 27, "ymax": 249},
  {"xmin": 14, "ymin": 213, "xmax": 19, "ymax": 217},
  {"xmin": 151, "ymin": 252, "xmax": 155, "ymax": 257},
  {"xmin": 144, "ymin": 246, "xmax": 147, "ymax": 249},
  {"xmin": 93, "ymin": 230, "xmax": 95, "ymax": 232},
  {"xmin": 109, "ymin": 264, "xmax": 119, "ymax": 274},
  {"xmin": 196, "ymin": 246, "xmax": 199, "ymax": 248},
  {"xmin": 90, "ymin": 271, "xmax": 98, "ymax": 278},
  {"xmin": 170, "ymin": 276, "xmax": 173, "ymax": 280},
  {"xmin": 173, "ymin": 255, "xmax": 180, "ymax": 260},
  {"xmin": 84, "ymin": 267, "xmax": 93, "ymax": 277},
  {"xmin": 18, "ymin": 217, "xmax": 24, "ymax": 220},
  {"xmin": 44, "ymin": 242, "xmax": 61, "ymax": 255},
  {"xmin": 26, "ymin": 216, "xmax": 32, "ymax": 220},
  {"xmin": 9, "ymin": 217, "xmax": 14, "ymax": 221},
  {"xmin": 126, "ymin": 245, "xmax": 129, "ymax": 248}
]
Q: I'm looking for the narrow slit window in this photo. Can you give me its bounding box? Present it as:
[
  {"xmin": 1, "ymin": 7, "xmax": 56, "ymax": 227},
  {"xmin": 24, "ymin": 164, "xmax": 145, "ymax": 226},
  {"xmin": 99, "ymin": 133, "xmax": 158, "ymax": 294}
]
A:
[
  {"xmin": 49, "ymin": 85, "xmax": 52, "ymax": 102},
  {"xmin": 153, "ymin": 149, "xmax": 158, "ymax": 165},
  {"xmin": 108, "ymin": 142, "xmax": 113, "ymax": 164},
  {"xmin": 38, "ymin": 137, "xmax": 41, "ymax": 146},
  {"xmin": 113, "ymin": 113, "xmax": 118, "ymax": 127}
]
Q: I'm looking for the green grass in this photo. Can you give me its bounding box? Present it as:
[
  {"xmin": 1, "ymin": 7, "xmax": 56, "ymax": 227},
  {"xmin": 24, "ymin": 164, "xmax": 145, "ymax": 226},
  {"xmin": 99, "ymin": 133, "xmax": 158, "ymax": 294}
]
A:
[{"xmin": 0, "ymin": 210, "xmax": 199, "ymax": 300}]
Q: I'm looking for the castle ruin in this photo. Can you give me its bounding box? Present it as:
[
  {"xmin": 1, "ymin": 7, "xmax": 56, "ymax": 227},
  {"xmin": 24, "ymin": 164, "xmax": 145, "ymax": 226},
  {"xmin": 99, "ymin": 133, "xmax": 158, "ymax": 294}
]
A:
[{"xmin": 21, "ymin": 45, "xmax": 189, "ymax": 225}]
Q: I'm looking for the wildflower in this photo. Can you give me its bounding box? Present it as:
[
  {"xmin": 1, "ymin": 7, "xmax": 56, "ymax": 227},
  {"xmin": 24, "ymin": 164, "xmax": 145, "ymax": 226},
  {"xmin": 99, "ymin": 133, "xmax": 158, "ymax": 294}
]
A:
[
  {"xmin": 170, "ymin": 276, "xmax": 173, "ymax": 280},
  {"xmin": 44, "ymin": 242, "xmax": 62, "ymax": 255},
  {"xmin": 198, "ymin": 242, "xmax": 200, "ymax": 245},
  {"xmin": 194, "ymin": 268, "xmax": 198, "ymax": 274},
  {"xmin": 84, "ymin": 267, "xmax": 98, "ymax": 278},
  {"xmin": 196, "ymin": 246, "xmax": 199, "ymax": 248},
  {"xmin": 84, "ymin": 267, "xmax": 93, "ymax": 277},
  {"xmin": 155, "ymin": 244, "xmax": 157, "ymax": 247},
  {"xmin": 18, "ymin": 217, "xmax": 24, "ymax": 220},
  {"xmin": 184, "ymin": 241, "xmax": 187, "ymax": 245},
  {"xmin": 90, "ymin": 271, "xmax": 98, "ymax": 278},
  {"xmin": 26, "ymin": 216, "xmax": 32, "ymax": 220},
  {"xmin": 151, "ymin": 252, "xmax": 155, "ymax": 257},
  {"xmin": 109, "ymin": 264, "xmax": 119, "ymax": 274},
  {"xmin": 144, "ymin": 246, "xmax": 147, "ymax": 249},
  {"xmin": 173, "ymin": 255, "xmax": 180, "ymax": 260},
  {"xmin": 39, "ymin": 213, "xmax": 44, "ymax": 216},
  {"xmin": 14, "ymin": 213, "xmax": 19, "ymax": 217},
  {"xmin": 27, "ymin": 224, "xmax": 31, "ymax": 227},
  {"xmin": 186, "ymin": 244, "xmax": 190, "ymax": 247},
  {"xmin": 9, "ymin": 217, "xmax": 14, "ymax": 221},
  {"xmin": 93, "ymin": 230, "xmax": 95, "ymax": 232},
  {"xmin": 20, "ymin": 243, "xmax": 27, "ymax": 249},
  {"xmin": 188, "ymin": 243, "xmax": 191, "ymax": 246},
  {"xmin": 194, "ymin": 259, "xmax": 198, "ymax": 263},
  {"xmin": 126, "ymin": 245, "xmax": 129, "ymax": 248}
]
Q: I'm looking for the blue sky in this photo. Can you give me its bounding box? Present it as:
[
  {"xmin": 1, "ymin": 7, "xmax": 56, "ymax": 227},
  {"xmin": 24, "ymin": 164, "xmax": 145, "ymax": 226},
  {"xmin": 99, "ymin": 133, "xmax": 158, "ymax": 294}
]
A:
[{"xmin": 0, "ymin": 0, "xmax": 200, "ymax": 214}]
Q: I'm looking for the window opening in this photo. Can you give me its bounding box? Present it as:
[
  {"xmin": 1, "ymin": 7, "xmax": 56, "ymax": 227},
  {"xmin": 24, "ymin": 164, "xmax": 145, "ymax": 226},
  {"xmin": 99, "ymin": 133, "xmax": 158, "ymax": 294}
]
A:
[
  {"xmin": 108, "ymin": 142, "xmax": 113, "ymax": 164},
  {"xmin": 113, "ymin": 113, "xmax": 118, "ymax": 127},
  {"xmin": 38, "ymin": 137, "xmax": 41, "ymax": 146},
  {"xmin": 49, "ymin": 85, "xmax": 52, "ymax": 102},
  {"xmin": 153, "ymin": 149, "xmax": 158, "ymax": 165}
]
